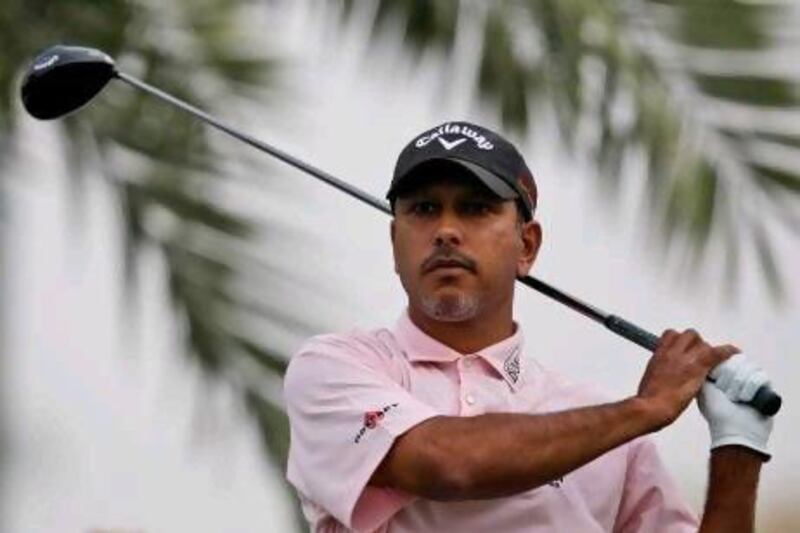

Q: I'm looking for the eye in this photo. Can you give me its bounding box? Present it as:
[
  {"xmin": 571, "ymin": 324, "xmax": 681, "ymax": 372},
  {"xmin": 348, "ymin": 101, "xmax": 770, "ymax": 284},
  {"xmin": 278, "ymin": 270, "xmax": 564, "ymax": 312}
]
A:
[
  {"xmin": 462, "ymin": 200, "xmax": 492, "ymax": 215},
  {"xmin": 409, "ymin": 200, "xmax": 438, "ymax": 216}
]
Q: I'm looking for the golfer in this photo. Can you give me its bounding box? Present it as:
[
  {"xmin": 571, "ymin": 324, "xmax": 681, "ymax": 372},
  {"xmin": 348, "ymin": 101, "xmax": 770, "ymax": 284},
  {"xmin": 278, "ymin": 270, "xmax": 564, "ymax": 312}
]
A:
[{"xmin": 284, "ymin": 122, "xmax": 774, "ymax": 532}]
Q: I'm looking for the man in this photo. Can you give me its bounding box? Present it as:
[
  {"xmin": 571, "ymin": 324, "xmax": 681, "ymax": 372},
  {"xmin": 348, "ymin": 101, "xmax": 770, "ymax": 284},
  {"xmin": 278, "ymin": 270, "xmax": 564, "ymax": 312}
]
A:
[{"xmin": 284, "ymin": 122, "xmax": 774, "ymax": 532}]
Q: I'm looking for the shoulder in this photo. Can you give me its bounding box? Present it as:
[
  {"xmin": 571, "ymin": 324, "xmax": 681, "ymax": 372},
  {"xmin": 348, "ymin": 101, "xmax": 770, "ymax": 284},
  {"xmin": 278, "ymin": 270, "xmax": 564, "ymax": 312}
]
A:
[
  {"xmin": 285, "ymin": 326, "xmax": 408, "ymax": 387},
  {"xmin": 293, "ymin": 327, "xmax": 405, "ymax": 367}
]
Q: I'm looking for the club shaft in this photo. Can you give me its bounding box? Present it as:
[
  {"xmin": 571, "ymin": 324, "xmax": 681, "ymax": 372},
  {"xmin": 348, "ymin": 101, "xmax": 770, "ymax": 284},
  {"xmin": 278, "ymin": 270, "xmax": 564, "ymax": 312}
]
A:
[
  {"xmin": 116, "ymin": 72, "xmax": 392, "ymax": 215},
  {"xmin": 115, "ymin": 70, "xmax": 780, "ymax": 417}
]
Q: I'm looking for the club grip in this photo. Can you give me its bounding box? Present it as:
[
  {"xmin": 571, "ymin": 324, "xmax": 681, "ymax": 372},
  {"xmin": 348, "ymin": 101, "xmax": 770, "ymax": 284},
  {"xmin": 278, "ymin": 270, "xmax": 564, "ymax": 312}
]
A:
[
  {"xmin": 603, "ymin": 314, "xmax": 782, "ymax": 417},
  {"xmin": 604, "ymin": 315, "xmax": 660, "ymax": 351},
  {"xmin": 751, "ymin": 385, "xmax": 782, "ymax": 417}
]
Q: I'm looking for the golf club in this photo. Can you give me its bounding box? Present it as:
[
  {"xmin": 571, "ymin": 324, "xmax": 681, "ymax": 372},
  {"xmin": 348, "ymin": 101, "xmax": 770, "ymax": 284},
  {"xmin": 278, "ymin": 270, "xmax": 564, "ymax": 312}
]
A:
[{"xmin": 20, "ymin": 44, "xmax": 782, "ymax": 417}]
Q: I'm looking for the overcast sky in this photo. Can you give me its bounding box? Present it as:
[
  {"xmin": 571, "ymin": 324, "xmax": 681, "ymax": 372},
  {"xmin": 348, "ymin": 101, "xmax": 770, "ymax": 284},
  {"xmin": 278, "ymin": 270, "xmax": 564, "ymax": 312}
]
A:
[{"xmin": 4, "ymin": 2, "xmax": 799, "ymax": 532}]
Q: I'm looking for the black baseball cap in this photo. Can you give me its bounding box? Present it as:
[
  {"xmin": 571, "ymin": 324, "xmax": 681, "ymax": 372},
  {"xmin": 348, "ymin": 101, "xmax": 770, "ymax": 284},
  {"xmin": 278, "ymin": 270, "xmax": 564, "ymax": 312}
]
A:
[{"xmin": 386, "ymin": 121, "xmax": 537, "ymax": 220}]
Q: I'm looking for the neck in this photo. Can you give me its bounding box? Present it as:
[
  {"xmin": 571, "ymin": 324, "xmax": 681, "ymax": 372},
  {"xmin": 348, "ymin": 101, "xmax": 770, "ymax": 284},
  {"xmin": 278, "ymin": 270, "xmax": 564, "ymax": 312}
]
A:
[{"xmin": 407, "ymin": 303, "xmax": 515, "ymax": 354}]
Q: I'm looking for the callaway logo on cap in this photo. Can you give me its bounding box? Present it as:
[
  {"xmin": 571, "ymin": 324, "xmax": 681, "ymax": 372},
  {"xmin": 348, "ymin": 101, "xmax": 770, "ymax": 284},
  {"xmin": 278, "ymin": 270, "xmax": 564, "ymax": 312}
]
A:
[
  {"xmin": 414, "ymin": 123, "xmax": 496, "ymax": 151},
  {"xmin": 387, "ymin": 121, "xmax": 538, "ymax": 220}
]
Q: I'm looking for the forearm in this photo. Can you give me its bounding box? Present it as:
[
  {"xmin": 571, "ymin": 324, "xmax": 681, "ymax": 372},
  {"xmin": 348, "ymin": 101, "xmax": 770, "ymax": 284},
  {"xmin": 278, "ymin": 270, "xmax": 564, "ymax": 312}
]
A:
[
  {"xmin": 699, "ymin": 447, "xmax": 764, "ymax": 533},
  {"xmin": 377, "ymin": 397, "xmax": 662, "ymax": 500}
]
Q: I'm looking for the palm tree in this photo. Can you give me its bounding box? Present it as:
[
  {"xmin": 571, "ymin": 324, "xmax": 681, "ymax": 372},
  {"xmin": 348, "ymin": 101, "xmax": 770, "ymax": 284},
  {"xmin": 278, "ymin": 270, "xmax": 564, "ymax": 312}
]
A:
[
  {"xmin": 0, "ymin": 0, "xmax": 307, "ymax": 523},
  {"xmin": 337, "ymin": 0, "xmax": 800, "ymax": 300}
]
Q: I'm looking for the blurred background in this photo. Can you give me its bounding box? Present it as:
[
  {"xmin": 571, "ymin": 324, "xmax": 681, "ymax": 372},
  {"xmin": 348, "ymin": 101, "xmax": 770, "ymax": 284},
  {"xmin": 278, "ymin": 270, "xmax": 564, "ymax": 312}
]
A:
[{"xmin": 1, "ymin": 1, "xmax": 799, "ymax": 531}]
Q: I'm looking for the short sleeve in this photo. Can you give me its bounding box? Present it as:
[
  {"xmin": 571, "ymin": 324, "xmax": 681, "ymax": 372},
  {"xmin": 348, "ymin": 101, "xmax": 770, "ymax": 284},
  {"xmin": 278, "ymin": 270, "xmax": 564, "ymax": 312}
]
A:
[
  {"xmin": 614, "ymin": 438, "xmax": 699, "ymax": 533},
  {"xmin": 284, "ymin": 339, "xmax": 439, "ymax": 532}
]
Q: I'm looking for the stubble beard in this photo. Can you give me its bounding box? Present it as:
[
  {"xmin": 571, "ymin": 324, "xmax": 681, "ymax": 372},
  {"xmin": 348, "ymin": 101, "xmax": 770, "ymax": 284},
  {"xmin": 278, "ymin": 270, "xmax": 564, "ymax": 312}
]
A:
[{"xmin": 420, "ymin": 290, "xmax": 480, "ymax": 322}]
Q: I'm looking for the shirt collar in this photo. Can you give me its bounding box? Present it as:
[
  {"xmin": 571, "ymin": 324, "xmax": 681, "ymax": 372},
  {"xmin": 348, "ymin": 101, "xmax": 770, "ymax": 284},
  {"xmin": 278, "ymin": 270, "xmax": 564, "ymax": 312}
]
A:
[{"xmin": 393, "ymin": 310, "xmax": 526, "ymax": 391}]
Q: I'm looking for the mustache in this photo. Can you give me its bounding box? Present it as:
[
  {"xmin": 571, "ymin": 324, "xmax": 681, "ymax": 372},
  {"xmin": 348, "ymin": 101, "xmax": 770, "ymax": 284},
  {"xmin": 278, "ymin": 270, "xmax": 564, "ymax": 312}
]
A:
[{"xmin": 421, "ymin": 247, "xmax": 478, "ymax": 274}]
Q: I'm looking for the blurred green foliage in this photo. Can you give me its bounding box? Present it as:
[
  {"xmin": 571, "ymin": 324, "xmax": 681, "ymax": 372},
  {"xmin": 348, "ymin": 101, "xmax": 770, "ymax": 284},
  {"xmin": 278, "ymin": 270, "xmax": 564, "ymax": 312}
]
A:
[{"xmin": 0, "ymin": 0, "xmax": 305, "ymax": 527}]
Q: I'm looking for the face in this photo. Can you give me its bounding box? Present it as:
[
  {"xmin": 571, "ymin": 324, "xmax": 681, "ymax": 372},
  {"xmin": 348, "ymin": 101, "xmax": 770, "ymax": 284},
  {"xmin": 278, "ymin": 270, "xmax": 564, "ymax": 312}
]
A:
[{"xmin": 391, "ymin": 174, "xmax": 542, "ymax": 323}]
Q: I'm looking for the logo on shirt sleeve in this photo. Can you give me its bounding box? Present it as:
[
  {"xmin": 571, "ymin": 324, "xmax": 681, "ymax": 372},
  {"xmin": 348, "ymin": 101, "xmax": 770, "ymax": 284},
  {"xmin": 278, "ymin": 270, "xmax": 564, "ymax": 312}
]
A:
[
  {"xmin": 364, "ymin": 410, "xmax": 384, "ymax": 429},
  {"xmin": 354, "ymin": 403, "xmax": 399, "ymax": 444}
]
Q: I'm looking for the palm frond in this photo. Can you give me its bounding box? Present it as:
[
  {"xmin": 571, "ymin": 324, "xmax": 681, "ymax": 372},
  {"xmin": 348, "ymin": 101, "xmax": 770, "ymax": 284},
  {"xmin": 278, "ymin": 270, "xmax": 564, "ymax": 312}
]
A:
[
  {"xmin": 372, "ymin": 0, "xmax": 461, "ymax": 54},
  {"xmin": 1, "ymin": 2, "xmax": 314, "ymax": 529},
  {"xmin": 338, "ymin": 0, "xmax": 800, "ymax": 299}
]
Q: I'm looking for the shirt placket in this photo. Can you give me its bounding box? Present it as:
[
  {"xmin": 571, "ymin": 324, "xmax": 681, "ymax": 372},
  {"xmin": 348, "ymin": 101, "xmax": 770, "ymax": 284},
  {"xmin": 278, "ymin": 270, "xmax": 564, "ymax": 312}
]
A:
[{"xmin": 457, "ymin": 354, "xmax": 480, "ymax": 415}]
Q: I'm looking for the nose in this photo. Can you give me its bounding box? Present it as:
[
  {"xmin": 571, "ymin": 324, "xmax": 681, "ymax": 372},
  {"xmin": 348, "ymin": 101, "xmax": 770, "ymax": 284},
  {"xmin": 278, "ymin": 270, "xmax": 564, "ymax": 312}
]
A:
[{"xmin": 433, "ymin": 211, "xmax": 463, "ymax": 248}]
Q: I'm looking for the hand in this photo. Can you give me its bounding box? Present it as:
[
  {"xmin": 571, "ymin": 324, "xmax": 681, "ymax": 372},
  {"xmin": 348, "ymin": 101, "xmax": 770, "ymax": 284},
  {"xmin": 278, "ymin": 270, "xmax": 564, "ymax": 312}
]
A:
[
  {"xmin": 698, "ymin": 354, "xmax": 774, "ymax": 460},
  {"xmin": 637, "ymin": 329, "xmax": 738, "ymax": 428}
]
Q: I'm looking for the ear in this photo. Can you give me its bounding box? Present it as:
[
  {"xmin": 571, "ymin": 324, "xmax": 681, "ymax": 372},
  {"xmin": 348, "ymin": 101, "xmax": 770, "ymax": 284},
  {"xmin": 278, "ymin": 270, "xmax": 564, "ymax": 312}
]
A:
[{"xmin": 516, "ymin": 219, "xmax": 542, "ymax": 277}]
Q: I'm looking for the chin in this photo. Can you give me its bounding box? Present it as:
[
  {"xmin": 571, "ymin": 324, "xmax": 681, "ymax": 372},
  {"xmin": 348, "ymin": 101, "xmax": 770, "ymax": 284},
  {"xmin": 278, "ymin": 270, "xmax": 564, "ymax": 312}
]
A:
[{"xmin": 420, "ymin": 291, "xmax": 480, "ymax": 322}]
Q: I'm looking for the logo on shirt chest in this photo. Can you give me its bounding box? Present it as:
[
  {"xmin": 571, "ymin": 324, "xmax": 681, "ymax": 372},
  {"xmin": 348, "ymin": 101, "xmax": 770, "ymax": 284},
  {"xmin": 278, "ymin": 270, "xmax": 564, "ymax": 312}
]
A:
[{"xmin": 354, "ymin": 403, "xmax": 399, "ymax": 444}]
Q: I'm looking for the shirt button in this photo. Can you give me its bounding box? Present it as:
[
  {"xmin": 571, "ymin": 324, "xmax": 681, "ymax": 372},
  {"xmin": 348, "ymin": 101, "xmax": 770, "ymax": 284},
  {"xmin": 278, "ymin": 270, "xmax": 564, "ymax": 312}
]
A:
[
  {"xmin": 463, "ymin": 358, "xmax": 473, "ymax": 368},
  {"xmin": 465, "ymin": 394, "xmax": 476, "ymax": 405}
]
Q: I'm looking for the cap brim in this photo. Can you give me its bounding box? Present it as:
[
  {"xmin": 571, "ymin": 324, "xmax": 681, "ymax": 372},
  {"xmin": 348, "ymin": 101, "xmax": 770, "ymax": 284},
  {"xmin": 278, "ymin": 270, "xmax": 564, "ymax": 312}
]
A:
[
  {"xmin": 389, "ymin": 157, "xmax": 518, "ymax": 200},
  {"xmin": 443, "ymin": 158, "xmax": 518, "ymax": 200}
]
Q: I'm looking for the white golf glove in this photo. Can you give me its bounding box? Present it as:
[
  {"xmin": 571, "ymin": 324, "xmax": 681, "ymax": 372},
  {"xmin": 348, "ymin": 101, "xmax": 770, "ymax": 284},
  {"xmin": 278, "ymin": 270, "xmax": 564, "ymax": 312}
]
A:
[{"xmin": 698, "ymin": 354, "xmax": 774, "ymax": 460}]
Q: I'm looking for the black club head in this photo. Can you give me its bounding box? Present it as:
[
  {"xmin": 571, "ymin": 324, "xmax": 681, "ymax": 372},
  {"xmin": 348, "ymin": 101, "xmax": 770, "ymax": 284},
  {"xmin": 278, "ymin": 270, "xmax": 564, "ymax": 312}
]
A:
[{"xmin": 21, "ymin": 44, "xmax": 117, "ymax": 120}]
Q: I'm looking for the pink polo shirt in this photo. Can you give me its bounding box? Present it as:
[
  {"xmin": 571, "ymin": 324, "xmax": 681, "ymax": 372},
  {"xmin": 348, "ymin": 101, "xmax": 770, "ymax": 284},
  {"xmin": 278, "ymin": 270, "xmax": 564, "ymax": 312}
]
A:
[{"xmin": 284, "ymin": 311, "xmax": 699, "ymax": 532}]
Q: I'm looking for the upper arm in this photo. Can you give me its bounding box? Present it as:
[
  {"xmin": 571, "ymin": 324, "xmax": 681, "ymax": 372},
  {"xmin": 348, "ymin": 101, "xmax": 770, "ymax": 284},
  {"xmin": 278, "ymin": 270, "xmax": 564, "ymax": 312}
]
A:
[{"xmin": 284, "ymin": 343, "xmax": 439, "ymax": 530}]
